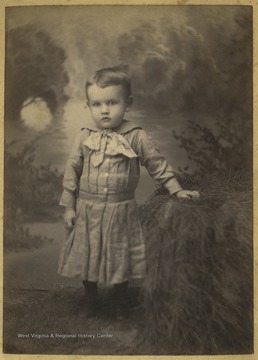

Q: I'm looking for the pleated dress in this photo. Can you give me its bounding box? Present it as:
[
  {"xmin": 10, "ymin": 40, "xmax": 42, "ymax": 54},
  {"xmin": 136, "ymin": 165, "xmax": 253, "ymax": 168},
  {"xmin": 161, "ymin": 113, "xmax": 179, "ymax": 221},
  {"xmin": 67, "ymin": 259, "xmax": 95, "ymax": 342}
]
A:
[{"xmin": 58, "ymin": 120, "xmax": 182, "ymax": 285}]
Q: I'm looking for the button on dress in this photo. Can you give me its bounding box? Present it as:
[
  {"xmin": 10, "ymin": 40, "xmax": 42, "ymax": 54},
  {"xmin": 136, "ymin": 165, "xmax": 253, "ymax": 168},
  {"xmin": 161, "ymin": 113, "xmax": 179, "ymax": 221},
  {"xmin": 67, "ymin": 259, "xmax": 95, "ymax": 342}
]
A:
[{"xmin": 58, "ymin": 120, "xmax": 182, "ymax": 285}]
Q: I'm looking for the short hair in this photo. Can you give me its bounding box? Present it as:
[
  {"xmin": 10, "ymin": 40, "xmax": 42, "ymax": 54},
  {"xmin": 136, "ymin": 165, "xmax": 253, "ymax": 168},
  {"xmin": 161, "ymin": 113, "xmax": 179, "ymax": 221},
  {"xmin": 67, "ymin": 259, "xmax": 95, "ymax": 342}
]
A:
[{"xmin": 85, "ymin": 66, "xmax": 131, "ymax": 99}]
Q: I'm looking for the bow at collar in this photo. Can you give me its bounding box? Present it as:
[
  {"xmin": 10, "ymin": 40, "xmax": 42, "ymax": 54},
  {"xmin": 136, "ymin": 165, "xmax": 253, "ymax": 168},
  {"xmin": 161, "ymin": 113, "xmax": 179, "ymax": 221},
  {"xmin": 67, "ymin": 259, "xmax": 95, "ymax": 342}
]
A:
[{"xmin": 83, "ymin": 129, "xmax": 138, "ymax": 167}]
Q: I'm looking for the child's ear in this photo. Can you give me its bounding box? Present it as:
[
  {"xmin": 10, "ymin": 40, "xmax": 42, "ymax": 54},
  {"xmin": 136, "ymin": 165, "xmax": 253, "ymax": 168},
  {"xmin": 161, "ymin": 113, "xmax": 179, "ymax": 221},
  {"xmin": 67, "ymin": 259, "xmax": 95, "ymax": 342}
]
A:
[{"xmin": 125, "ymin": 96, "xmax": 133, "ymax": 112}]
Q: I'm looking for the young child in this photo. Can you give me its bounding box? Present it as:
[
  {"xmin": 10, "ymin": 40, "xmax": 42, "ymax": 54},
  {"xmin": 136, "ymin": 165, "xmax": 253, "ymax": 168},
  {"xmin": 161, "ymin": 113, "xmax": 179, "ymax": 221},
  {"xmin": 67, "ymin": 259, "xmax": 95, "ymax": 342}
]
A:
[{"xmin": 58, "ymin": 66, "xmax": 199, "ymax": 320}]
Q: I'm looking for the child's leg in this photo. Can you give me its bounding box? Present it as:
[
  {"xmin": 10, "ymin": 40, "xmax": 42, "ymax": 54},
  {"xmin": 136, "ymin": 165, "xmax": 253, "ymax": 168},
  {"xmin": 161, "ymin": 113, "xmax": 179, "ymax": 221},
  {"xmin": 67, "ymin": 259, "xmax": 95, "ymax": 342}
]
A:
[
  {"xmin": 82, "ymin": 280, "xmax": 98, "ymax": 317},
  {"xmin": 113, "ymin": 281, "xmax": 129, "ymax": 320}
]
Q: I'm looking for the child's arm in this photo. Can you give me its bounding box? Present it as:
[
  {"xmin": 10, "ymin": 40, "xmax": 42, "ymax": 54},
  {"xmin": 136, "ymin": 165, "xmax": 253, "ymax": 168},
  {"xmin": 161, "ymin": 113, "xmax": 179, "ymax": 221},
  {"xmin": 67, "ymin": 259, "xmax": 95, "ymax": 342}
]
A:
[
  {"xmin": 64, "ymin": 207, "xmax": 76, "ymax": 229},
  {"xmin": 60, "ymin": 133, "xmax": 84, "ymax": 227},
  {"xmin": 136, "ymin": 130, "xmax": 199, "ymax": 199},
  {"xmin": 174, "ymin": 190, "xmax": 200, "ymax": 199}
]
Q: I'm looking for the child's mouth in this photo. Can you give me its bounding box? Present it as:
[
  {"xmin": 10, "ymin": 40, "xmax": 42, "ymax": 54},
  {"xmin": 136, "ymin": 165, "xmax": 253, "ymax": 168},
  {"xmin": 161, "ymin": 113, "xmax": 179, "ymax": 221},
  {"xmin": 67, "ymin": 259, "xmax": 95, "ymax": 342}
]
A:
[{"xmin": 102, "ymin": 117, "xmax": 111, "ymax": 121}]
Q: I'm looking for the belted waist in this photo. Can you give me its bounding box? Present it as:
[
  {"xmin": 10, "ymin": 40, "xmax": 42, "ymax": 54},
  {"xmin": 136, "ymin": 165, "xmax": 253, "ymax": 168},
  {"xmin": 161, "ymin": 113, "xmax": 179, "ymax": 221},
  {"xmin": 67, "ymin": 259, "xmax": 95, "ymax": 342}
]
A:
[{"xmin": 78, "ymin": 190, "xmax": 135, "ymax": 203}]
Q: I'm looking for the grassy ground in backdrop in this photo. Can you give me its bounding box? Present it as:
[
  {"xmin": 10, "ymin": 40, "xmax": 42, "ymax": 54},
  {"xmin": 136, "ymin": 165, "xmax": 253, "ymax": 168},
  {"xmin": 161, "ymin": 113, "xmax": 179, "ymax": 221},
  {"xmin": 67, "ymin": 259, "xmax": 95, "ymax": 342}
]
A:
[{"xmin": 3, "ymin": 286, "xmax": 148, "ymax": 355}]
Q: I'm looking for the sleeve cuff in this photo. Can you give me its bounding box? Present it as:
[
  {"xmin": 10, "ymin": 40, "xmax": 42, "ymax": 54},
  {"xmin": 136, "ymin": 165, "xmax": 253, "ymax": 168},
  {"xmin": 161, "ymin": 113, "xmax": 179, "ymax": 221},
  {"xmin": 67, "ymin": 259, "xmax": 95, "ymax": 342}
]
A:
[
  {"xmin": 59, "ymin": 190, "xmax": 76, "ymax": 207},
  {"xmin": 163, "ymin": 177, "xmax": 183, "ymax": 195}
]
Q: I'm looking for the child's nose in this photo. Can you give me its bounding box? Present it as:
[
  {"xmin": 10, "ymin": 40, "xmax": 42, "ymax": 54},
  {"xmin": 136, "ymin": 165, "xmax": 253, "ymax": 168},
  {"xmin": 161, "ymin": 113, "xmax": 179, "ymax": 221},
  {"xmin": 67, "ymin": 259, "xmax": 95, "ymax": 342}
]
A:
[{"xmin": 101, "ymin": 105, "xmax": 109, "ymax": 114}]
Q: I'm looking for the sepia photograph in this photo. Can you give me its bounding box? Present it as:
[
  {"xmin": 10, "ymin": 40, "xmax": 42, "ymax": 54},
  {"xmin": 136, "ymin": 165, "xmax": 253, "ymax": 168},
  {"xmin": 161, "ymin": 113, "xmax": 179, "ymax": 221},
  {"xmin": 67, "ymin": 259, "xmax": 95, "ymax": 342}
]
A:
[{"xmin": 2, "ymin": 3, "xmax": 254, "ymax": 357}]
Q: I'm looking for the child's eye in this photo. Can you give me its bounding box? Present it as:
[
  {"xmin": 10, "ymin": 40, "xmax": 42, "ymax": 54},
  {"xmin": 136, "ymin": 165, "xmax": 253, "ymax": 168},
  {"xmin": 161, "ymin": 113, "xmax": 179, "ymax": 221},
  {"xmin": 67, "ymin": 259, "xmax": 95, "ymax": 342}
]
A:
[
  {"xmin": 92, "ymin": 103, "xmax": 100, "ymax": 107},
  {"xmin": 109, "ymin": 101, "xmax": 117, "ymax": 105}
]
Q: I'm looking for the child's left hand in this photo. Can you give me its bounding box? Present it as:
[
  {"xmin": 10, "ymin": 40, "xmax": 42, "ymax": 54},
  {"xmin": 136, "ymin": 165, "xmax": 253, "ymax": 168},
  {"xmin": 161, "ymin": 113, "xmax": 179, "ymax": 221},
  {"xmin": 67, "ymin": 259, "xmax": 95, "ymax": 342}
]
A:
[{"xmin": 175, "ymin": 190, "xmax": 200, "ymax": 199}]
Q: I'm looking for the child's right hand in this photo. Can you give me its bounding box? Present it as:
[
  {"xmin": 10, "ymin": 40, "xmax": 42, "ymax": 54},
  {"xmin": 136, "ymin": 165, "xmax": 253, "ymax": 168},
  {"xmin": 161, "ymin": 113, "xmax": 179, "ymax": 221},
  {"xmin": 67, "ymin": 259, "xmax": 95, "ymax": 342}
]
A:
[{"xmin": 64, "ymin": 207, "xmax": 76, "ymax": 229}]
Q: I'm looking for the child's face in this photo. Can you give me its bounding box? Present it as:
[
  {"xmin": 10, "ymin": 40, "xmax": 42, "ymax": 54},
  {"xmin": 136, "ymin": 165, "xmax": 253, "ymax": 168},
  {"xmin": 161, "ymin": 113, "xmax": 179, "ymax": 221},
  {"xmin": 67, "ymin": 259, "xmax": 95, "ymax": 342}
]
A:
[{"xmin": 87, "ymin": 84, "xmax": 131, "ymax": 130}]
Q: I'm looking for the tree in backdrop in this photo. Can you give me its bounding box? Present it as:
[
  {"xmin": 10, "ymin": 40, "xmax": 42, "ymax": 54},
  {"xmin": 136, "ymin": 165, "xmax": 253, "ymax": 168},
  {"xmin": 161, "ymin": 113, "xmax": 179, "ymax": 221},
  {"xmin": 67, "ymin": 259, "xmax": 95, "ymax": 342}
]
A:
[
  {"xmin": 4, "ymin": 139, "xmax": 63, "ymax": 223},
  {"xmin": 173, "ymin": 7, "xmax": 252, "ymax": 174},
  {"xmin": 5, "ymin": 24, "xmax": 69, "ymax": 123},
  {"xmin": 118, "ymin": 7, "xmax": 252, "ymax": 174}
]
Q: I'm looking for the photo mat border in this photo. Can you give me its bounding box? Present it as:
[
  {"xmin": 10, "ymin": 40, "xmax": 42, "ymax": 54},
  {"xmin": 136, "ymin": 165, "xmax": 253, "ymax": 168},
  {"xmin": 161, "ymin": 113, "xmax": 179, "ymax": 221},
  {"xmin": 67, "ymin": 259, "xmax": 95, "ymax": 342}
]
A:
[{"xmin": 0, "ymin": 0, "xmax": 257, "ymax": 359}]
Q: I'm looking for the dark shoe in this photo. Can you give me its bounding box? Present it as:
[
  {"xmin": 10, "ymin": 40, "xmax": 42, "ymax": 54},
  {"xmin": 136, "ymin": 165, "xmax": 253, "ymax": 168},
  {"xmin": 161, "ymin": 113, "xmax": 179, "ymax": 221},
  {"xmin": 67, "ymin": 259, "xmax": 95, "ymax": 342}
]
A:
[
  {"xmin": 83, "ymin": 280, "xmax": 98, "ymax": 318},
  {"xmin": 115, "ymin": 304, "xmax": 129, "ymax": 320},
  {"xmin": 114, "ymin": 281, "xmax": 130, "ymax": 320}
]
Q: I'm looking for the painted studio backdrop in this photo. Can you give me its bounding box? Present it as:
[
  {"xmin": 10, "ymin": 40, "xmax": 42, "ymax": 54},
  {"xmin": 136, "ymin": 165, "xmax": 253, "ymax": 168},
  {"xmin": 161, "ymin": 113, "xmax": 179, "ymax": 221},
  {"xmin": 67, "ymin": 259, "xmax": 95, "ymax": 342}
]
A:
[{"xmin": 4, "ymin": 5, "xmax": 253, "ymax": 356}]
